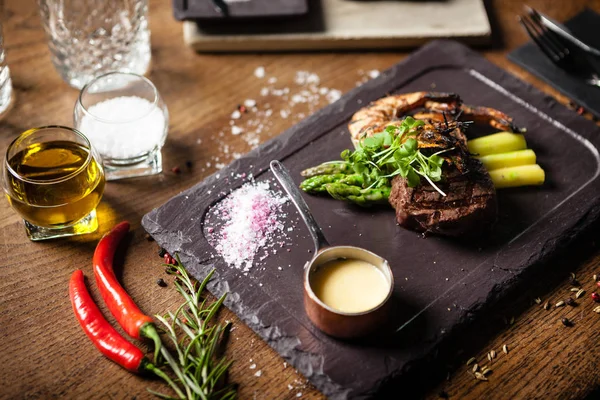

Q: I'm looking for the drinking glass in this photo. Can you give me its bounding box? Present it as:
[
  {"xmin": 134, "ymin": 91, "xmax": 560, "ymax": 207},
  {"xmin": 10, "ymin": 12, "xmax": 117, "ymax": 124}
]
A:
[
  {"xmin": 1, "ymin": 126, "xmax": 105, "ymax": 241},
  {"xmin": 37, "ymin": 0, "xmax": 151, "ymax": 89},
  {"xmin": 0, "ymin": 21, "xmax": 13, "ymax": 115},
  {"xmin": 74, "ymin": 72, "xmax": 169, "ymax": 180}
]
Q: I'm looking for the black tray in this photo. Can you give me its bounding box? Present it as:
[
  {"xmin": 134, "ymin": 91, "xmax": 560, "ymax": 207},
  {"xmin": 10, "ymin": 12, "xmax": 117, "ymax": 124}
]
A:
[
  {"xmin": 143, "ymin": 40, "xmax": 600, "ymax": 399},
  {"xmin": 173, "ymin": 0, "xmax": 308, "ymax": 20}
]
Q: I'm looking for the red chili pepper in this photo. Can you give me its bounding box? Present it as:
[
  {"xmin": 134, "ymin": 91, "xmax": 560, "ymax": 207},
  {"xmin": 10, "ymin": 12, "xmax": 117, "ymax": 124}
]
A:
[
  {"xmin": 93, "ymin": 221, "xmax": 161, "ymax": 357},
  {"xmin": 69, "ymin": 269, "xmax": 149, "ymax": 373}
]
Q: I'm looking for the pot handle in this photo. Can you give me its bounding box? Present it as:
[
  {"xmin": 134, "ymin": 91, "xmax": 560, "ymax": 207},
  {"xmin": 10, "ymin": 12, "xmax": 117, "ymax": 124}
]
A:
[{"xmin": 270, "ymin": 160, "xmax": 329, "ymax": 252}]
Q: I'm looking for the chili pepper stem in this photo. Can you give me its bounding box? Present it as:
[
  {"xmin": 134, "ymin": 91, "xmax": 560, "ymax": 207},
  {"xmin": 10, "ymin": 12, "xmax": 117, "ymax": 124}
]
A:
[
  {"xmin": 143, "ymin": 361, "xmax": 186, "ymax": 399},
  {"xmin": 141, "ymin": 323, "xmax": 163, "ymax": 365}
]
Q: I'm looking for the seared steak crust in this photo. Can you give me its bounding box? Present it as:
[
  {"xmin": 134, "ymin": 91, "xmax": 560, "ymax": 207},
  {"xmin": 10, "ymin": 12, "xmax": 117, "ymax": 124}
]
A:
[{"xmin": 388, "ymin": 158, "xmax": 497, "ymax": 237}]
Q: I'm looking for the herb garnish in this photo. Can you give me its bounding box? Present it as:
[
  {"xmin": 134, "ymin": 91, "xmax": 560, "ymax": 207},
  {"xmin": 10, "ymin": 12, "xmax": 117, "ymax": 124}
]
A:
[
  {"xmin": 342, "ymin": 116, "xmax": 450, "ymax": 196},
  {"xmin": 300, "ymin": 116, "xmax": 452, "ymax": 203}
]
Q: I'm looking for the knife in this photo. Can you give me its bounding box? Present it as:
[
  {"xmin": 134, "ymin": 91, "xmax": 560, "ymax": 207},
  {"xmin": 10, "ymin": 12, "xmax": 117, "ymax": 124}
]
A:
[{"xmin": 527, "ymin": 7, "xmax": 600, "ymax": 58}]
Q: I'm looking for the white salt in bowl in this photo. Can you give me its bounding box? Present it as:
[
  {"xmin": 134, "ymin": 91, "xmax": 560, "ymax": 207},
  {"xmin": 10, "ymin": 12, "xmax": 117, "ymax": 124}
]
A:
[{"xmin": 74, "ymin": 72, "xmax": 169, "ymax": 180}]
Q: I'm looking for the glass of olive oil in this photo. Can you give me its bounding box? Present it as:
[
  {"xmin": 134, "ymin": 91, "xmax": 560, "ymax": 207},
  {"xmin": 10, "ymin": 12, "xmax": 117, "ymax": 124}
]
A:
[{"xmin": 1, "ymin": 126, "xmax": 105, "ymax": 240}]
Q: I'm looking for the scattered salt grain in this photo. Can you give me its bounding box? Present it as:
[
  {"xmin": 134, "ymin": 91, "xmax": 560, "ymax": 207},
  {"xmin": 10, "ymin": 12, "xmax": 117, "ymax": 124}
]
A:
[
  {"xmin": 231, "ymin": 126, "xmax": 244, "ymax": 135},
  {"xmin": 78, "ymin": 96, "xmax": 166, "ymax": 159},
  {"xmin": 254, "ymin": 66, "xmax": 265, "ymax": 79},
  {"xmin": 254, "ymin": 370, "xmax": 262, "ymax": 377},
  {"xmin": 231, "ymin": 110, "xmax": 241, "ymax": 119},
  {"xmin": 368, "ymin": 69, "xmax": 380, "ymax": 79},
  {"xmin": 249, "ymin": 363, "xmax": 256, "ymax": 369},
  {"xmin": 326, "ymin": 89, "xmax": 342, "ymax": 104},
  {"xmin": 244, "ymin": 99, "xmax": 257, "ymax": 108},
  {"xmin": 280, "ymin": 109, "xmax": 290, "ymax": 119},
  {"xmin": 296, "ymin": 393, "xmax": 302, "ymax": 397}
]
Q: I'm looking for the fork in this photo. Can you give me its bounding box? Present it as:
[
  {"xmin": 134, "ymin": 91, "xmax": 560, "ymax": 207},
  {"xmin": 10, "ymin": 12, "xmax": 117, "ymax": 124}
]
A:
[{"xmin": 518, "ymin": 11, "xmax": 600, "ymax": 88}]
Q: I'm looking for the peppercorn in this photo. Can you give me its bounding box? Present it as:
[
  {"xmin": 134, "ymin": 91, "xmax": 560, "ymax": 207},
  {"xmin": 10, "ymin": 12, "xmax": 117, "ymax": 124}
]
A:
[
  {"xmin": 156, "ymin": 278, "xmax": 167, "ymax": 287},
  {"xmin": 566, "ymin": 297, "xmax": 577, "ymax": 307},
  {"xmin": 171, "ymin": 166, "xmax": 181, "ymax": 174},
  {"xmin": 158, "ymin": 248, "xmax": 167, "ymax": 257},
  {"xmin": 561, "ymin": 317, "xmax": 572, "ymax": 327},
  {"xmin": 185, "ymin": 160, "xmax": 193, "ymax": 169},
  {"xmin": 592, "ymin": 292, "xmax": 600, "ymax": 303}
]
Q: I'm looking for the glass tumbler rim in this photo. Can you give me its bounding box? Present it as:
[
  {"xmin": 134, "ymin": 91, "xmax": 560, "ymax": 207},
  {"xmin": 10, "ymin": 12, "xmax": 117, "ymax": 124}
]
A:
[
  {"xmin": 4, "ymin": 125, "xmax": 95, "ymax": 186},
  {"xmin": 77, "ymin": 71, "xmax": 160, "ymax": 124}
]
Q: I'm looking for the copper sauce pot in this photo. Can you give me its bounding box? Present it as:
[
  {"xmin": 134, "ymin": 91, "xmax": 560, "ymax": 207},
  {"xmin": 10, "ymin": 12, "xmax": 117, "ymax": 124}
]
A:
[{"xmin": 270, "ymin": 160, "xmax": 394, "ymax": 339}]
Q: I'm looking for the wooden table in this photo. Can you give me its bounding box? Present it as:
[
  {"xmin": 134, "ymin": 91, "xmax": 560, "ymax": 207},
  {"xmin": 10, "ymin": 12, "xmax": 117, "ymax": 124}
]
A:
[{"xmin": 2, "ymin": 1, "xmax": 600, "ymax": 399}]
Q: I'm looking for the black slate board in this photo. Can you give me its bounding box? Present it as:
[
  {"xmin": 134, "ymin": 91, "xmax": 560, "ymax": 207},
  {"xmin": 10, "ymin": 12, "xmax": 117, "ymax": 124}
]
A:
[
  {"xmin": 143, "ymin": 40, "xmax": 600, "ymax": 399},
  {"xmin": 173, "ymin": 0, "xmax": 308, "ymax": 20},
  {"xmin": 508, "ymin": 9, "xmax": 600, "ymax": 119}
]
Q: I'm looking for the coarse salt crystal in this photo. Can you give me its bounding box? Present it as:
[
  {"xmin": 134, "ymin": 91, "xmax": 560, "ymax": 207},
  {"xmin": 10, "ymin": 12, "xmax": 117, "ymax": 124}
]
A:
[
  {"xmin": 368, "ymin": 69, "xmax": 380, "ymax": 79},
  {"xmin": 244, "ymin": 99, "xmax": 257, "ymax": 108},
  {"xmin": 268, "ymin": 77, "xmax": 277, "ymax": 84},
  {"xmin": 291, "ymin": 94, "xmax": 305, "ymax": 104},
  {"xmin": 254, "ymin": 66, "xmax": 265, "ymax": 78},
  {"xmin": 254, "ymin": 370, "xmax": 262, "ymax": 377},
  {"xmin": 249, "ymin": 363, "xmax": 256, "ymax": 369},
  {"xmin": 326, "ymin": 89, "xmax": 342, "ymax": 104},
  {"xmin": 260, "ymin": 87, "xmax": 269, "ymax": 96},
  {"xmin": 231, "ymin": 110, "xmax": 241, "ymax": 119},
  {"xmin": 231, "ymin": 126, "xmax": 243, "ymax": 135},
  {"xmin": 280, "ymin": 109, "xmax": 290, "ymax": 119}
]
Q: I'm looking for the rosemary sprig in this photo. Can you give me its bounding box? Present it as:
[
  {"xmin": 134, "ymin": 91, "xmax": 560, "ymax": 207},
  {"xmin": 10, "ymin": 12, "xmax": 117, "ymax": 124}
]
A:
[{"xmin": 149, "ymin": 255, "xmax": 236, "ymax": 400}]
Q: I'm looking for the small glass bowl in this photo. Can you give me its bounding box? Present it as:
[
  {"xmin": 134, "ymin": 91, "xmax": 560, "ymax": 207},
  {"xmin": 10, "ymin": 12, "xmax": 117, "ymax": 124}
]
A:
[
  {"xmin": 74, "ymin": 72, "xmax": 169, "ymax": 180},
  {"xmin": 1, "ymin": 126, "xmax": 105, "ymax": 241}
]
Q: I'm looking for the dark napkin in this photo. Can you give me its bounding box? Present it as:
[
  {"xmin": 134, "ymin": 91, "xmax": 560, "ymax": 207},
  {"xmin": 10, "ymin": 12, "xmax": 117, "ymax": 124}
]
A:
[
  {"xmin": 173, "ymin": 0, "xmax": 308, "ymax": 20},
  {"xmin": 508, "ymin": 8, "xmax": 600, "ymax": 118}
]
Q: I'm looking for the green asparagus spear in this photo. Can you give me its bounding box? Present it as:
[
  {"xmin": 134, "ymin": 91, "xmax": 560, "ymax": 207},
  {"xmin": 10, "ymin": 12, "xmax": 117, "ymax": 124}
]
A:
[
  {"xmin": 324, "ymin": 183, "xmax": 391, "ymax": 207},
  {"xmin": 300, "ymin": 174, "xmax": 346, "ymax": 193},
  {"xmin": 300, "ymin": 173, "xmax": 366, "ymax": 193},
  {"xmin": 301, "ymin": 161, "xmax": 352, "ymax": 177},
  {"xmin": 340, "ymin": 174, "xmax": 365, "ymax": 187}
]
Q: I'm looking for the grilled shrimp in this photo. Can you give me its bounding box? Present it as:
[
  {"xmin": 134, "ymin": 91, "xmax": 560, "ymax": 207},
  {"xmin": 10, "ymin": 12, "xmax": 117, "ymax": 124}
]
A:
[{"xmin": 348, "ymin": 91, "xmax": 522, "ymax": 148}]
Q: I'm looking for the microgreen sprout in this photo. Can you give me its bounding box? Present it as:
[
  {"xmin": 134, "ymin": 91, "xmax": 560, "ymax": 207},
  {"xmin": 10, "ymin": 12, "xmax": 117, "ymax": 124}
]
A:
[{"xmin": 340, "ymin": 116, "xmax": 449, "ymax": 196}]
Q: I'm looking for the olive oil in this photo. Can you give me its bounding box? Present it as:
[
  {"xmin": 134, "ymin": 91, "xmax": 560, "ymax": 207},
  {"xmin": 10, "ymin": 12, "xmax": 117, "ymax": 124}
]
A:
[{"xmin": 5, "ymin": 140, "xmax": 105, "ymax": 228}]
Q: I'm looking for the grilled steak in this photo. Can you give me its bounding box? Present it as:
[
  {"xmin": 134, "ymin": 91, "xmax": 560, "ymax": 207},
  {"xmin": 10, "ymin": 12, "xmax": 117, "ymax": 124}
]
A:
[{"xmin": 388, "ymin": 157, "xmax": 497, "ymax": 237}]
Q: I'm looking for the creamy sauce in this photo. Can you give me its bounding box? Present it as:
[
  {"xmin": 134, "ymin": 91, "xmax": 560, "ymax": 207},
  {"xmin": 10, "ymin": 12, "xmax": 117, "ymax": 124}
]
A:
[{"xmin": 310, "ymin": 258, "xmax": 389, "ymax": 313}]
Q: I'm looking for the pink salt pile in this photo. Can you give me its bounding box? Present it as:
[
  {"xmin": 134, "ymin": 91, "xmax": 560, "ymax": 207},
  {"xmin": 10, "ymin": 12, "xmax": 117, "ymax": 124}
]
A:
[{"xmin": 208, "ymin": 180, "xmax": 289, "ymax": 272}]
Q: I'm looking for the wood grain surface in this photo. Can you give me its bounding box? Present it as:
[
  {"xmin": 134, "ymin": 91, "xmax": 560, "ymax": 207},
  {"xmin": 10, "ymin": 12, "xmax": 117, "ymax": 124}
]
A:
[{"xmin": 0, "ymin": 1, "xmax": 599, "ymax": 399}]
